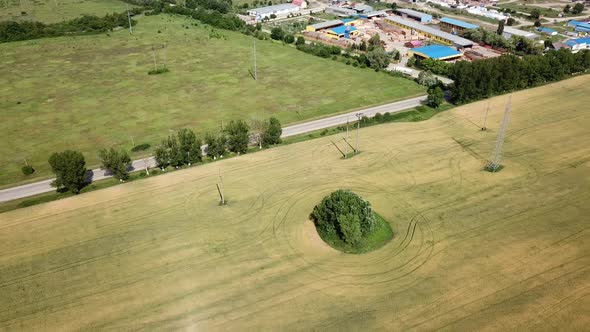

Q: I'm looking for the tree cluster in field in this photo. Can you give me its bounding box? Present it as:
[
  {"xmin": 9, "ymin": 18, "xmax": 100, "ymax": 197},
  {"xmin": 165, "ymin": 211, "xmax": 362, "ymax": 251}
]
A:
[
  {"xmin": 449, "ymin": 50, "xmax": 590, "ymax": 103},
  {"xmin": 186, "ymin": 0, "xmax": 232, "ymax": 14},
  {"xmin": 0, "ymin": 12, "xmax": 140, "ymax": 43},
  {"xmin": 156, "ymin": 4, "xmax": 246, "ymax": 32},
  {"xmin": 463, "ymin": 28, "xmax": 543, "ymax": 55},
  {"xmin": 296, "ymin": 34, "xmax": 392, "ymax": 71},
  {"xmin": 412, "ymin": 57, "xmax": 453, "ymax": 76},
  {"xmin": 98, "ymin": 148, "xmax": 132, "ymax": 181},
  {"xmin": 353, "ymin": 34, "xmax": 393, "ymax": 71},
  {"xmin": 154, "ymin": 128, "xmax": 203, "ymax": 169},
  {"xmin": 564, "ymin": 3, "xmax": 585, "ymax": 14},
  {"xmin": 148, "ymin": 67, "xmax": 170, "ymax": 75},
  {"xmin": 269, "ymin": 27, "xmax": 295, "ymax": 44},
  {"xmin": 49, "ymin": 151, "xmax": 88, "ymax": 194},
  {"xmin": 415, "ymin": 71, "xmax": 445, "ymax": 108},
  {"xmin": 21, "ymin": 165, "xmax": 35, "ymax": 176},
  {"xmin": 311, "ymin": 190, "xmax": 376, "ymax": 246},
  {"xmin": 427, "ymin": 86, "xmax": 444, "ymax": 108},
  {"xmin": 296, "ymin": 42, "xmax": 342, "ymax": 58},
  {"xmin": 154, "ymin": 117, "xmax": 281, "ymax": 169}
]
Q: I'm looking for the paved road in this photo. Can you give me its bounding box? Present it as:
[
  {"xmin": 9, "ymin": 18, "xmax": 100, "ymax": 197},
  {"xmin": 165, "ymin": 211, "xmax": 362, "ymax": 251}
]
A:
[
  {"xmin": 0, "ymin": 95, "xmax": 426, "ymax": 203},
  {"xmin": 282, "ymin": 95, "xmax": 426, "ymax": 137}
]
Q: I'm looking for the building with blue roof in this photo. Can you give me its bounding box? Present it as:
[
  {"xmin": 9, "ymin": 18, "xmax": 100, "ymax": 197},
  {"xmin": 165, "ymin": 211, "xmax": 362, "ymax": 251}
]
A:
[
  {"xmin": 439, "ymin": 17, "xmax": 479, "ymax": 36},
  {"xmin": 564, "ymin": 37, "xmax": 590, "ymax": 53},
  {"xmin": 410, "ymin": 44, "xmax": 463, "ymax": 61},
  {"xmin": 568, "ymin": 20, "xmax": 590, "ymax": 33},
  {"xmin": 538, "ymin": 27, "xmax": 557, "ymax": 36}
]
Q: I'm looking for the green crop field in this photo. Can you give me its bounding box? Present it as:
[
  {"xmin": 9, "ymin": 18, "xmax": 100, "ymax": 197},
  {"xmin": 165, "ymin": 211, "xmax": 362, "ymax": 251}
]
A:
[
  {"xmin": 0, "ymin": 14, "xmax": 423, "ymax": 188},
  {"xmin": 0, "ymin": 0, "xmax": 133, "ymax": 23},
  {"xmin": 1, "ymin": 75, "xmax": 588, "ymax": 330}
]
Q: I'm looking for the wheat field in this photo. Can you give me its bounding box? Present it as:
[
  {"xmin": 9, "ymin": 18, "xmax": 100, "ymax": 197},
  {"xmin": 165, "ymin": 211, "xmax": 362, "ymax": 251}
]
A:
[{"xmin": 0, "ymin": 76, "xmax": 589, "ymax": 330}]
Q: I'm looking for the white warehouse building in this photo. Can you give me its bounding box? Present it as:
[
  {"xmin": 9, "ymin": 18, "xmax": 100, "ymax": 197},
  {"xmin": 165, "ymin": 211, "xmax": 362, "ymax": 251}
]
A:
[{"xmin": 248, "ymin": 4, "xmax": 300, "ymax": 21}]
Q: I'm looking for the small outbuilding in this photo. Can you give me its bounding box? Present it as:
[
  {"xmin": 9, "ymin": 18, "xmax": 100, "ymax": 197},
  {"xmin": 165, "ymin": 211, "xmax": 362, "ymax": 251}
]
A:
[
  {"xmin": 291, "ymin": 0, "xmax": 307, "ymax": 8},
  {"xmin": 537, "ymin": 27, "xmax": 557, "ymax": 36},
  {"xmin": 405, "ymin": 40, "xmax": 423, "ymax": 48}
]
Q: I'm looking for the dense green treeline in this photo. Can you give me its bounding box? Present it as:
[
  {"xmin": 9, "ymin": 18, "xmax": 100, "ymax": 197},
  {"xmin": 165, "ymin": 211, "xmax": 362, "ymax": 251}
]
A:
[
  {"xmin": 186, "ymin": 0, "xmax": 232, "ymax": 14},
  {"xmin": 0, "ymin": 11, "xmax": 140, "ymax": 43},
  {"xmin": 450, "ymin": 50, "xmax": 590, "ymax": 103}
]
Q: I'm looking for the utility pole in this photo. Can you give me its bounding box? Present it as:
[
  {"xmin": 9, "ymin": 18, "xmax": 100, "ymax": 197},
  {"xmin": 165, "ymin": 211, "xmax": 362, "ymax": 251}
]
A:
[
  {"xmin": 143, "ymin": 158, "xmax": 150, "ymax": 175},
  {"xmin": 217, "ymin": 168, "xmax": 225, "ymax": 205},
  {"xmin": 331, "ymin": 141, "xmax": 346, "ymax": 158},
  {"xmin": 482, "ymin": 101, "xmax": 490, "ymax": 131},
  {"xmin": 126, "ymin": 4, "xmax": 133, "ymax": 34},
  {"xmin": 151, "ymin": 46, "xmax": 157, "ymax": 71},
  {"xmin": 486, "ymin": 96, "xmax": 512, "ymax": 172},
  {"xmin": 345, "ymin": 116, "xmax": 349, "ymax": 157},
  {"xmin": 253, "ymin": 40, "xmax": 257, "ymax": 81},
  {"xmin": 162, "ymin": 44, "xmax": 168, "ymax": 69},
  {"xmin": 355, "ymin": 112, "xmax": 363, "ymax": 154}
]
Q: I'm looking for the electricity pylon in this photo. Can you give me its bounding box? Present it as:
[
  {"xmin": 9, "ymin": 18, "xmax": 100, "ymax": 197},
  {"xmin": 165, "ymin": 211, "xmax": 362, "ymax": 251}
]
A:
[{"xmin": 486, "ymin": 96, "xmax": 512, "ymax": 172}]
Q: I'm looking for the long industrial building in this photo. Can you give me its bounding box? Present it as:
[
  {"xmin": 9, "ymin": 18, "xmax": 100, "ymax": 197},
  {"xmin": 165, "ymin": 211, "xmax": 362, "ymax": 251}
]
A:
[
  {"xmin": 502, "ymin": 26, "xmax": 539, "ymax": 40},
  {"xmin": 568, "ymin": 20, "xmax": 590, "ymax": 33},
  {"xmin": 247, "ymin": 4, "xmax": 299, "ymax": 21},
  {"xmin": 439, "ymin": 17, "xmax": 479, "ymax": 36},
  {"xmin": 410, "ymin": 45, "xmax": 463, "ymax": 61},
  {"xmin": 306, "ymin": 20, "xmax": 344, "ymax": 32},
  {"xmin": 395, "ymin": 8, "xmax": 433, "ymax": 23},
  {"xmin": 384, "ymin": 16, "xmax": 474, "ymax": 48}
]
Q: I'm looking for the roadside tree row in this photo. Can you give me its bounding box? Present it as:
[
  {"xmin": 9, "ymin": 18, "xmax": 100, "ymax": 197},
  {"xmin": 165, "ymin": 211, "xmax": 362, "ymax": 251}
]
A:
[{"xmin": 44, "ymin": 117, "xmax": 282, "ymax": 194}]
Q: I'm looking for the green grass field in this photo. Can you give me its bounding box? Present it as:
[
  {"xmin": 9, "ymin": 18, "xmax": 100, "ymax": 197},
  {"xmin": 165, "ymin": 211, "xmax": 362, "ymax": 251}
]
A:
[
  {"xmin": 496, "ymin": 2, "xmax": 562, "ymax": 18},
  {"xmin": 0, "ymin": 0, "xmax": 133, "ymax": 23},
  {"xmin": 0, "ymin": 75, "xmax": 588, "ymax": 330},
  {"xmin": 0, "ymin": 14, "xmax": 423, "ymax": 188}
]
